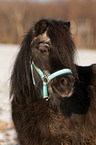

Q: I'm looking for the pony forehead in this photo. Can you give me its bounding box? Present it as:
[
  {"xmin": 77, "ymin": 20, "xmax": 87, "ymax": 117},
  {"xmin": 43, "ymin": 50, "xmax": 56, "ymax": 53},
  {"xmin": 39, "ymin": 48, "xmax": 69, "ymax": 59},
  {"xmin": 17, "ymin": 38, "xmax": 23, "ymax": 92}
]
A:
[
  {"xmin": 40, "ymin": 32, "xmax": 50, "ymax": 42},
  {"xmin": 33, "ymin": 31, "xmax": 50, "ymax": 43}
]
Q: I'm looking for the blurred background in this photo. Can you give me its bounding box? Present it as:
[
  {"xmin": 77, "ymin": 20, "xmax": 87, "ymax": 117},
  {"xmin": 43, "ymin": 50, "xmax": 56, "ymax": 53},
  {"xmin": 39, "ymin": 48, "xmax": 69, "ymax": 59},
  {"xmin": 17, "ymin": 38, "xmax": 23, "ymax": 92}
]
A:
[
  {"xmin": 0, "ymin": 0, "xmax": 96, "ymax": 49},
  {"xmin": 0, "ymin": 0, "xmax": 96, "ymax": 144}
]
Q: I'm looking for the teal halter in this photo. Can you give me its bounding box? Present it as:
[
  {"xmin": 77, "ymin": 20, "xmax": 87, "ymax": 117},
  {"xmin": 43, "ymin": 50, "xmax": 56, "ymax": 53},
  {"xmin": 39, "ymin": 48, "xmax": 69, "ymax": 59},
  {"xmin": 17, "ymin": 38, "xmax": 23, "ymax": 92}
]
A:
[{"xmin": 31, "ymin": 61, "xmax": 72, "ymax": 100}]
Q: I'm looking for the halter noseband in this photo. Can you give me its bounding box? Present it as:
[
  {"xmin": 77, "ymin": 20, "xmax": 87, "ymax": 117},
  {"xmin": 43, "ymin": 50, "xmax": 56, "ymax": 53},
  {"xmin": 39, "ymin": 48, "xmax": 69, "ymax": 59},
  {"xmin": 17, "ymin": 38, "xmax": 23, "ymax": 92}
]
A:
[{"xmin": 31, "ymin": 61, "xmax": 72, "ymax": 101}]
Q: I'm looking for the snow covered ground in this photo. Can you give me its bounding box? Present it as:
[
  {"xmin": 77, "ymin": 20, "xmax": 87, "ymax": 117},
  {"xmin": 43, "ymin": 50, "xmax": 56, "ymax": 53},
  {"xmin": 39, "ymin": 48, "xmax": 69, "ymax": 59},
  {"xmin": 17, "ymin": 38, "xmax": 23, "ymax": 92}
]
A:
[
  {"xmin": 0, "ymin": 43, "xmax": 96, "ymax": 144},
  {"xmin": 0, "ymin": 44, "xmax": 19, "ymax": 145},
  {"xmin": 75, "ymin": 49, "xmax": 96, "ymax": 66}
]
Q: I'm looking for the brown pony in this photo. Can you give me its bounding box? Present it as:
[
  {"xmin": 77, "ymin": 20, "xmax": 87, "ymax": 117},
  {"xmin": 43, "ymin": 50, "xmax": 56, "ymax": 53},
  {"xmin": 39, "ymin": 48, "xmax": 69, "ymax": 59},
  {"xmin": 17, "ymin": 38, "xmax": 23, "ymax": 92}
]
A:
[{"xmin": 10, "ymin": 19, "xmax": 96, "ymax": 145}]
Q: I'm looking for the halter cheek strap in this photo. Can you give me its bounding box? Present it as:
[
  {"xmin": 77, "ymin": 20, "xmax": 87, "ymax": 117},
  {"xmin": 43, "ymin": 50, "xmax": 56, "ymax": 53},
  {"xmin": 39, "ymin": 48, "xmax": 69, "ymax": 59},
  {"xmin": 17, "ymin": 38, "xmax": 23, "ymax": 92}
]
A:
[{"xmin": 31, "ymin": 61, "xmax": 72, "ymax": 100}]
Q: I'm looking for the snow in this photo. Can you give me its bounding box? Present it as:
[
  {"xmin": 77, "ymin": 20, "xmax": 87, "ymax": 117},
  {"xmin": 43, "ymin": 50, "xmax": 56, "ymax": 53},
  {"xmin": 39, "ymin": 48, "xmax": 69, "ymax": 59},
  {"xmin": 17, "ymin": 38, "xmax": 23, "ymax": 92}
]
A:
[
  {"xmin": 0, "ymin": 43, "xmax": 96, "ymax": 144},
  {"xmin": 75, "ymin": 49, "xmax": 96, "ymax": 66},
  {"xmin": 0, "ymin": 44, "xmax": 19, "ymax": 144},
  {"xmin": 0, "ymin": 44, "xmax": 19, "ymax": 122}
]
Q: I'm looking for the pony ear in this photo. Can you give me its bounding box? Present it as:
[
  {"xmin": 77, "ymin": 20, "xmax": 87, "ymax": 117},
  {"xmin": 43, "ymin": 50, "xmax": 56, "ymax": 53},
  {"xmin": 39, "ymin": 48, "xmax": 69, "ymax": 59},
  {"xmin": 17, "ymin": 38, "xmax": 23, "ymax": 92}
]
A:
[
  {"xmin": 34, "ymin": 19, "xmax": 48, "ymax": 36},
  {"xmin": 64, "ymin": 22, "xmax": 70, "ymax": 28}
]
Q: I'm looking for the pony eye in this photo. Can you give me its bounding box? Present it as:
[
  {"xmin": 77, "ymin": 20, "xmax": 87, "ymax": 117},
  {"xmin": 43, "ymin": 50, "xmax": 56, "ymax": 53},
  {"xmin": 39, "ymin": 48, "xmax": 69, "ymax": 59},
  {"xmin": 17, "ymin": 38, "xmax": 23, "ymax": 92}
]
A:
[
  {"xmin": 40, "ymin": 48, "xmax": 48, "ymax": 54},
  {"xmin": 37, "ymin": 43, "xmax": 49, "ymax": 54}
]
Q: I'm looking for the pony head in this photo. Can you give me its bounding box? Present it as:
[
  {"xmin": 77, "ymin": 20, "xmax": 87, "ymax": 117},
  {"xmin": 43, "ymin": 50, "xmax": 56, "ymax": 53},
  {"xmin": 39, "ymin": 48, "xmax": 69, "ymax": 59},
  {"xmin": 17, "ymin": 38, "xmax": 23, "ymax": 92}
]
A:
[{"xmin": 10, "ymin": 19, "xmax": 78, "ymax": 103}]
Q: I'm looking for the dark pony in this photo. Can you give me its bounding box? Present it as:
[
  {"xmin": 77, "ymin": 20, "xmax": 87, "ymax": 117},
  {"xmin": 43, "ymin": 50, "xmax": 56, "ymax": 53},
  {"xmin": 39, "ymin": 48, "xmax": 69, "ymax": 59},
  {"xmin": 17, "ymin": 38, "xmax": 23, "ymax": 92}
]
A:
[{"xmin": 10, "ymin": 19, "xmax": 96, "ymax": 145}]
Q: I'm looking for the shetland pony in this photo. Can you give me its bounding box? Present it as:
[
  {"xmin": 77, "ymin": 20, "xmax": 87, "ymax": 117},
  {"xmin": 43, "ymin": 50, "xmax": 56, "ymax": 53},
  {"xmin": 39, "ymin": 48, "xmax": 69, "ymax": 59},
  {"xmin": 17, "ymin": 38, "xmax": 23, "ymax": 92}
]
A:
[{"xmin": 10, "ymin": 19, "xmax": 96, "ymax": 145}]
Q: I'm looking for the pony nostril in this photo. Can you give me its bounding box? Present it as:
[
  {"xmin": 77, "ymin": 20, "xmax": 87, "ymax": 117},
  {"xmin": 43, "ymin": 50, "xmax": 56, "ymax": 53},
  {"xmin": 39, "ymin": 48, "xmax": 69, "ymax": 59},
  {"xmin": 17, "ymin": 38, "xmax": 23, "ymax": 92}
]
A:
[
  {"xmin": 60, "ymin": 78, "xmax": 67, "ymax": 88},
  {"xmin": 60, "ymin": 78, "xmax": 64, "ymax": 85}
]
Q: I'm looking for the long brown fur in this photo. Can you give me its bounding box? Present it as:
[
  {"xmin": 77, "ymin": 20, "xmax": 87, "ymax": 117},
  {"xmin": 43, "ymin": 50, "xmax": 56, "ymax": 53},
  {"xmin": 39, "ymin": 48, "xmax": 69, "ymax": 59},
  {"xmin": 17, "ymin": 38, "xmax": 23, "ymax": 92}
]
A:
[{"xmin": 10, "ymin": 19, "xmax": 96, "ymax": 145}]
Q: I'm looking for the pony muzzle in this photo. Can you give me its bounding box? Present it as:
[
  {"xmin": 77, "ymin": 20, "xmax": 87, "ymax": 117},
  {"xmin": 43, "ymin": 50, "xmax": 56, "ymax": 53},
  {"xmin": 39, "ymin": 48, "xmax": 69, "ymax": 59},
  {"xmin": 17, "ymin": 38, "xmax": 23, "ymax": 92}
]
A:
[{"xmin": 31, "ymin": 61, "xmax": 73, "ymax": 100}]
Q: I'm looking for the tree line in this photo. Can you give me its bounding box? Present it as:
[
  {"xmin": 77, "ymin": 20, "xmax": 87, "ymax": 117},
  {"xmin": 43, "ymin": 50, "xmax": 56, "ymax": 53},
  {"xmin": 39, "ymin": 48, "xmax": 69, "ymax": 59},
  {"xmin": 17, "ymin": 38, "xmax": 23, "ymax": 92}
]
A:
[{"xmin": 0, "ymin": 0, "xmax": 96, "ymax": 48}]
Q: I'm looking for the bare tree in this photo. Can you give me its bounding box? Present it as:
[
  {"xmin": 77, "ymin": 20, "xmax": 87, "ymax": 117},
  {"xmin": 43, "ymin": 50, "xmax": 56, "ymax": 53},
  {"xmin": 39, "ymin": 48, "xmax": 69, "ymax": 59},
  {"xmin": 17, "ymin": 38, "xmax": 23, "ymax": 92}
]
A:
[{"xmin": 0, "ymin": 0, "xmax": 96, "ymax": 47}]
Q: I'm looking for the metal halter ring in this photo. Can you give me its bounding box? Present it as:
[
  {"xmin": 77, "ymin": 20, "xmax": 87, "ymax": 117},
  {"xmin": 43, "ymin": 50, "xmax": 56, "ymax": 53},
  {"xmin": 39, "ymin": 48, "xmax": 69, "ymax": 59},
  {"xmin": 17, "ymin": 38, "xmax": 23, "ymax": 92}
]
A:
[{"xmin": 42, "ymin": 76, "xmax": 50, "ymax": 84}]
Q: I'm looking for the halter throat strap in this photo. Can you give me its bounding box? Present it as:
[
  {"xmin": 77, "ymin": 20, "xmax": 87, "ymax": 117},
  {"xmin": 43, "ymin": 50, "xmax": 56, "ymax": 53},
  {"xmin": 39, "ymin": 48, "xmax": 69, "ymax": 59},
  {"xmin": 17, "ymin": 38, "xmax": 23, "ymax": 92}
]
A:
[{"xmin": 31, "ymin": 61, "xmax": 72, "ymax": 100}]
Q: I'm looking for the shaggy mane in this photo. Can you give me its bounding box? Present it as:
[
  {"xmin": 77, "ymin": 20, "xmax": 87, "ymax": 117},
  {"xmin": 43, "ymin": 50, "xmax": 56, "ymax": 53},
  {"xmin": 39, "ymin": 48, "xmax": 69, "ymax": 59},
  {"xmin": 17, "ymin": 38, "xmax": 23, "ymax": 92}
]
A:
[{"xmin": 10, "ymin": 19, "xmax": 96, "ymax": 145}]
